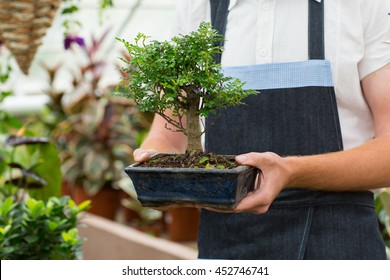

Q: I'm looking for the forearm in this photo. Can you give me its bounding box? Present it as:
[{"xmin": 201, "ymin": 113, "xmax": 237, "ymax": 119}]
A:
[
  {"xmin": 138, "ymin": 114, "xmax": 187, "ymax": 153},
  {"xmin": 140, "ymin": 131, "xmax": 186, "ymax": 153},
  {"xmin": 286, "ymin": 135, "xmax": 390, "ymax": 191}
]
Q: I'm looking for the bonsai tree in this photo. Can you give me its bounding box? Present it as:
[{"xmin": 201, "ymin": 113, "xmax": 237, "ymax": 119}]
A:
[{"xmin": 117, "ymin": 22, "xmax": 256, "ymax": 154}]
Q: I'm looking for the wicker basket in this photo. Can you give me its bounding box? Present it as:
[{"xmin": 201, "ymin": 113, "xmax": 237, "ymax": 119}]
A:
[{"xmin": 0, "ymin": 0, "xmax": 61, "ymax": 74}]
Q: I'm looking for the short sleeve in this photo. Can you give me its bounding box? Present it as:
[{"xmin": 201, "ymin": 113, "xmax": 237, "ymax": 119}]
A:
[
  {"xmin": 358, "ymin": 0, "xmax": 390, "ymax": 80},
  {"xmin": 171, "ymin": 0, "xmax": 210, "ymax": 37}
]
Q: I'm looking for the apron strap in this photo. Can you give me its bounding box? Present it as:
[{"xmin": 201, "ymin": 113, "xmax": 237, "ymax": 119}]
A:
[
  {"xmin": 308, "ymin": 0, "xmax": 325, "ymax": 60},
  {"xmin": 209, "ymin": 0, "xmax": 325, "ymax": 62},
  {"xmin": 210, "ymin": 0, "xmax": 230, "ymax": 64}
]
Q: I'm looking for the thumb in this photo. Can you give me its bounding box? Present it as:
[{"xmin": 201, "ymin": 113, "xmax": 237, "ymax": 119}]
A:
[
  {"xmin": 236, "ymin": 152, "xmax": 278, "ymax": 168},
  {"xmin": 133, "ymin": 148, "xmax": 158, "ymax": 162},
  {"xmin": 235, "ymin": 153, "xmax": 257, "ymax": 166}
]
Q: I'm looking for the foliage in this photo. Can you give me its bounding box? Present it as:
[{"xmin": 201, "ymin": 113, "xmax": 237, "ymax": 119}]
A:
[
  {"xmin": 117, "ymin": 22, "xmax": 256, "ymax": 152},
  {"xmin": 0, "ymin": 196, "xmax": 90, "ymax": 260},
  {"xmin": 60, "ymin": 0, "xmax": 114, "ymax": 36},
  {"xmin": 376, "ymin": 188, "xmax": 390, "ymax": 258},
  {"xmin": 1, "ymin": 50, "xmax": 87, "ymax": 261},
  {"xmin": 0, "ymin": 56, "xmax": 22, "ymax": 134},
  {"xmin": 59, "ymin": 95, "xmax": 148, "ymax": 195},
  {"xmin": 31, "ymin": 30, "xmax": 151, "ymax": 196},
  {"xmin": 0, "ymin": 92, "xmax": 22, "ymax": 134},
  {"xmin": 0, "ymin": 135, "xmax": 62, "ymax": 201},
  {"xmin": 0, "ymin": 59, "xmax": 61, "ymax": 201}
]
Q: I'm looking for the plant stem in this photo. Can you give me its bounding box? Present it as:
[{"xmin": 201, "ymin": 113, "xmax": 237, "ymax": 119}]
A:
[{"xmin": 186, "ymin": 93, "xmax": 202, "ymax": 152}]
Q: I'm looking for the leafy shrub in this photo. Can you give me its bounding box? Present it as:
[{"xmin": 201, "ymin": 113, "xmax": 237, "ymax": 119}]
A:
[{"xmin": 0, "ymin": 196, "xmax": 90, "ymax": 260}]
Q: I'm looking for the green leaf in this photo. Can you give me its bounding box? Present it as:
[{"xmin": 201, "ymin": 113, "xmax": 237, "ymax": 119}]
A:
[
  {"xmin": 83, "ymin": 150, "xmax": 109, "ymax": 182},
  {"xmin": 0, "ymin": 246, "xmax": 16, "ymax": 255},
  {"xmin": 68, "ymin": 228, "xmax": 79, "ymax": 239},
  {"xmin": 26, "ymin": 198, "xmax": 37, "ymax": 211},
  {"xmin": 25, "ymin": 235, "xmax": 39, "ymax": 244},
  {"xmin": 4, "ymin": 114, "xmax": 23, "ymax": 129},
  {"xmin": 77, "ymin": 200, "xmax": 91, "ymax": 212},
  {"xmin": 61, "ymin": 5, "xmax": 79, "ymax": 14},
  {"xmin": 62, "ymin": 229, "xmax": 78, "ymax": 246},
  {"xmin": 26, "ymin": 198, "xmax": 45, "ymax": 218},
  {"xmin": 48, "ymin": 221, "xmax": 59, "ymax": 231},
  {"xmin": 67, "ymin": 198, "xmax": 76, "ymax": 208},
  {"xmin": 0, "ymin": 225, "xmax": 11, "ymax": 235},
  {"xmin": 198, "ymin": 156, "xmax": 209, "ymax": 164},
  {"xmin": 34, "ymin": 143, "xmax": 62, "ymax": 199},
  {"xmin": 2, "ymin": 197, "xmax": 14, "ymax": 217}
]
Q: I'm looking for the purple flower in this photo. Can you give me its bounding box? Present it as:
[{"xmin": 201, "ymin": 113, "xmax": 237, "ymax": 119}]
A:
[{"xmin": 64, "ymin": 35, "xmax": 86, "ymax": 50}]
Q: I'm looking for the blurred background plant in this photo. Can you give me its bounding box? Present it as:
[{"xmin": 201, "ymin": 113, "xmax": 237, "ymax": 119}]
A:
[
  {"xmin": 22, "ymin": 29, "xmax": 153, "ymax": 221},
  {"xmin": 60, "ymin": 0, "xmax": 114, "ymax": 38},
  {"xmin": 1, "ymin": 0, "xmax": 160, "ymax": 229},
  {"xmin": 0, "ymin": 196, "xmax": 90, "ymax": 260},
  {"xmin": 0, "ymin": 56, "xmax": 90, "ymax": 260},
  {"xmin": 1, "ymin": 0, "xmax": 389, "ymax": 255},
  {"xmin": 375, "ymin": 189, "xmax": 390, "ymax": 259},
  {"xmin": 0, "ymin": 55, "xmax": 61, "ymax": 201}
]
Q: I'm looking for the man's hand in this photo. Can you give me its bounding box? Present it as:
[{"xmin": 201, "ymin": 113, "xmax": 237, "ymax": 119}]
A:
[{"xmin": 234, "ymin": 152, "xmax": 294, "ymax": 214}]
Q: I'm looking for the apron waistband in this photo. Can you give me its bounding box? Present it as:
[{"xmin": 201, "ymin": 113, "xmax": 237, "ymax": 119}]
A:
[{"xmin": 270, "ymin": 189, "xmax": 374, "ymax": 208}]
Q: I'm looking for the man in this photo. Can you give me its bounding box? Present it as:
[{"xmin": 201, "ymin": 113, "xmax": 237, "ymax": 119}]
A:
[{"xmin": 134, "ymin": 0, "xmax": 390, "ymax": 259}]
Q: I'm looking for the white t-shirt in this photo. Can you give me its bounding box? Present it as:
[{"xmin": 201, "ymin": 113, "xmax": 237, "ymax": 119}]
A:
[{"xmin": 173, "ymin": 0, "xmax": 390, "ymax": 150}]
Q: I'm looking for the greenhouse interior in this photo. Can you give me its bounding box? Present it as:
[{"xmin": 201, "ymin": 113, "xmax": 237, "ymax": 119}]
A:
[{"xmin": 0, "ymin": 0, "xmax": 389, "ymax": 261}]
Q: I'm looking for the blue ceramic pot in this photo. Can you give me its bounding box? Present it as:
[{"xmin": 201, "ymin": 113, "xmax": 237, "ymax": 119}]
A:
[{"xmin": 124, "ymin": 156, "xmax": 258, "ymax": 210}]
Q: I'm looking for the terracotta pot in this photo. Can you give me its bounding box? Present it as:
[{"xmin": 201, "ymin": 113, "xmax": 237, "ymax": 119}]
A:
[
  {"xmin": 72, "ymin": 186, "xmax": 120, "ymax": 220},
  {"xmin": 61, "ymin": 180, "xmax": 73, "ymax": 197},
  {"xmin": 136, "ymin": 218, "xmax": 165, "ymax": 237},
  {"xmin": 119, "ymin": 191, "xmax": 141, "ymax": 223},
  {"xmin": 165, "ymin": 207, "xmax": 200, "ymax": 242}
]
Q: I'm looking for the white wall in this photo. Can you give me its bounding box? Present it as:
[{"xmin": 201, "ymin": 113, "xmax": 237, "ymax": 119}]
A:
[{"xmin": 0, "ymin": 0, "xmax": 176, "ymax": 114}]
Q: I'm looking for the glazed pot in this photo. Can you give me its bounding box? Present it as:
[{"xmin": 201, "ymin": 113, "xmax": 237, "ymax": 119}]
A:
[{"xmin": 124, "ymin": 155, "xmax": 258, "ymax": 210}]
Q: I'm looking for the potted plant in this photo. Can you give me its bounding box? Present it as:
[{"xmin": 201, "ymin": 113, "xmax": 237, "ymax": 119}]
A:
[{"xmin": 116, "ymin": 22, "xmax": 258, "ymax": 210}]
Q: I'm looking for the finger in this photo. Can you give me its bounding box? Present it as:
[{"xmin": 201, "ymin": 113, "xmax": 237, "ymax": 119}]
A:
[
  {"xmin": 235, "ymin": 193, "xmax": 271, "ymax": 214},
  {"xmin": 235, "ymin": 152, "xmax": 275, "ymax": 168},
  {"xmin": 133, "ymin": 148, "xmax": 157, "ymax": 162},
  {"xmin": 235, "ymin": 182, "xmax": 274, "ymax": 213},
  {"xmin": 235, "ymin": 153, "xmax": 251, "ymax": 165},
  {"xmin": 236, "ymin": 152, "xmax": 264, "ymax": 164}
]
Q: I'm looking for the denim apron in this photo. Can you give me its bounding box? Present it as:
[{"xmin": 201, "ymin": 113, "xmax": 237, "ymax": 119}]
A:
[{"xmin": 199, "ymin": 0, "xmax": 386, "ymax": 259}]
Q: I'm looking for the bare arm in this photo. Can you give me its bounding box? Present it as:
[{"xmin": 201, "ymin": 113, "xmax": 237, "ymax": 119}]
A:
[
  {"xmin": 134, "ymin": 112, "xmax": 188, "ymax": 161},
  {"xmin": 235, "ymin": 63, "xmax": 390, "ymax": 213}
]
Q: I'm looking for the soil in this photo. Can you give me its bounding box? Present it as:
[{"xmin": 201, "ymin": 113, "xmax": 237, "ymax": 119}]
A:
[{"xmin": 139, "ymin": 151, "xmax": 239, "ymax": 169}]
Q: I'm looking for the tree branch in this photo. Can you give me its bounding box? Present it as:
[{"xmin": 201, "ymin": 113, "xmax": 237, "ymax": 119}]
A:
[{"xmin": 156, "ymin": 111, "xmax": 187, "ymax": 135}]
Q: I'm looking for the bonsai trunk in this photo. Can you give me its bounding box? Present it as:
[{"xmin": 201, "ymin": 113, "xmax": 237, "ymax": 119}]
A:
[{"xmin": 186, "ymin": 93, "xmax": 202, "ymax": 153}]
